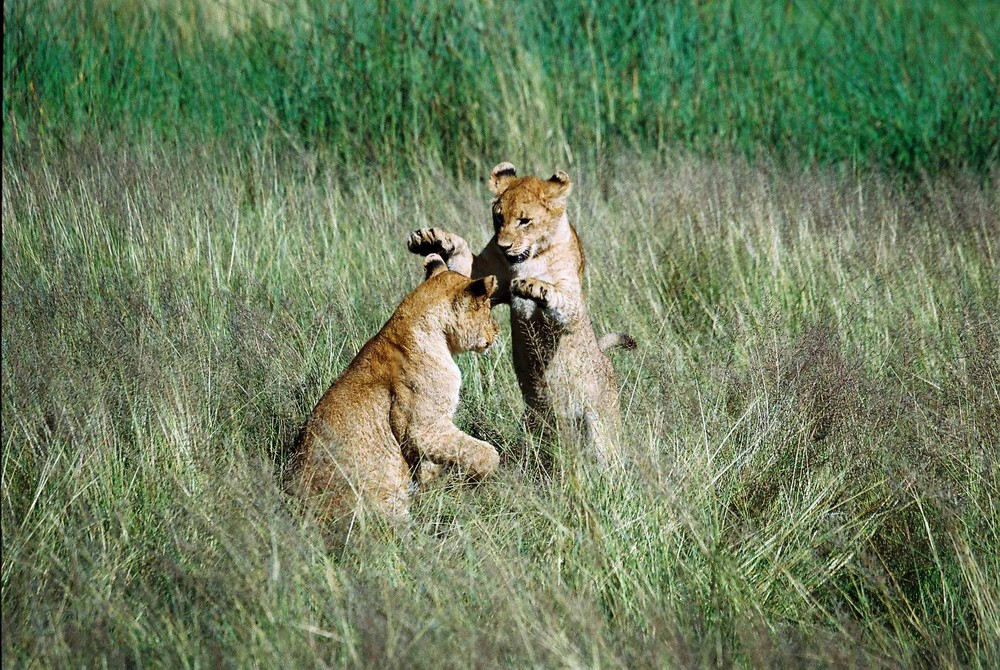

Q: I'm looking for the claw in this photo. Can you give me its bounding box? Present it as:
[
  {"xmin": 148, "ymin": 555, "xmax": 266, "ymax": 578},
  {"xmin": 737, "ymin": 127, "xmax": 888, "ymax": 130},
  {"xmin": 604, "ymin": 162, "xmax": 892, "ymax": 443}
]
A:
[{"xmin": 407, "ymin": 227, "xmax": 454, "ymax": 256}]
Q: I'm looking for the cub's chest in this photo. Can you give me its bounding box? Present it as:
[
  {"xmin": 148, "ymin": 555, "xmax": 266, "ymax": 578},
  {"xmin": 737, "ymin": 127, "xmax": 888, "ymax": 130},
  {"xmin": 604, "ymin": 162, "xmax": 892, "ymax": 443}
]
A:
[
  {"xmin": 424, "ymin": 359, "xmax": 462, "ymax": 412},
  {"xmin": 510, "ymin": 295, "xmax": 564, "ymax": 338},
  {"xmin": 511, "ymin": 295, "xmax": 541, "ymax": 320},
  {"xmin": 399, "ymin": 357, "xmax": 462, "ymax": 408}
]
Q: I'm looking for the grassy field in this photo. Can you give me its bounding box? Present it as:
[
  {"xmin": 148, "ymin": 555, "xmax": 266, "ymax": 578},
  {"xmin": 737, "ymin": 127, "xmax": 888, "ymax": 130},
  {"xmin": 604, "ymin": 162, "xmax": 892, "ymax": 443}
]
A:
[
  {"xmin": 3, "ymin": 139, "xmax": 998, "ymax": 667},
  {"xmin": 3, "ymin": 0, "xmax": 1000, "ymax": 667}
]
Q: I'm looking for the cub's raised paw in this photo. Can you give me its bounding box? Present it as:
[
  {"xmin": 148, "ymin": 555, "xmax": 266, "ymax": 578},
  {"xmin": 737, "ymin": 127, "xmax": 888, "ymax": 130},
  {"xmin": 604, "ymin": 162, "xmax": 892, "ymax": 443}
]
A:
[
  {"xmin": 510, "ymin": 277, "xmax": 554, "ymax": 308},
  {"xmin": 407, "ymin": 227, "xmax": 459, "ymax": 257}
]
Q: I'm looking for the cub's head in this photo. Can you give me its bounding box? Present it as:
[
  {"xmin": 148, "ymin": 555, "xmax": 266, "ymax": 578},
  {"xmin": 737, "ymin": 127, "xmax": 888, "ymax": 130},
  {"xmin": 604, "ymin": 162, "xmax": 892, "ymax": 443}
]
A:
[
  {"xmin": 424, "ymin": 259, "xmax": 499, "ymax": 353},
  {"xmin": 488, "ymin": 162, "xmax": 572, "ymax": 265}
]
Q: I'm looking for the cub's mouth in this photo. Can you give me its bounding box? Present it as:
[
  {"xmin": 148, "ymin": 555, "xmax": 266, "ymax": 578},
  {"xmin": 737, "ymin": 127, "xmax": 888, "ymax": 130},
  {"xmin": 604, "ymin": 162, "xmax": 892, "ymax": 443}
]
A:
[
  {"xmin": 505, "ymin": 249, "xmax": 531, "ymax": 265},
  {"xmin": 475, "ymin": 320, "xmax": 499, "ymax": 353}
]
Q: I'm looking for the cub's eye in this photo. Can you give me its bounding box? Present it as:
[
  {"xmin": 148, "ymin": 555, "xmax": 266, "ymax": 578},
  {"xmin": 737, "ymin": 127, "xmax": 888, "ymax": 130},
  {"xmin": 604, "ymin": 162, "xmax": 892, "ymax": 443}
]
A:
[{"xmin": 516, "ymin": 218, "xmax": 532, "ymax": 227}]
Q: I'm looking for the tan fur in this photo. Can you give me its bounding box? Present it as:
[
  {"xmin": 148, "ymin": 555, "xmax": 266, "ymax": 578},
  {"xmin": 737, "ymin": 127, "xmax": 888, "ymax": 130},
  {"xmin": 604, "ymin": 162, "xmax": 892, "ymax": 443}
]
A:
[
  {"xmin": 288, "ymin": 268, "xmax": 501, "ymax": 527},
  {"xmin": 407, "ymin": 163, "xmax": 631, "ymax": 465}
]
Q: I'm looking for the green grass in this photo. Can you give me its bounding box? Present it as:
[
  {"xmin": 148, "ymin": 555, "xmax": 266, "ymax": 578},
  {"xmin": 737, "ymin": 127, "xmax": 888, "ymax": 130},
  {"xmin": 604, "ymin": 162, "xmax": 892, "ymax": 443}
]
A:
[
  {"xmin": 3, "ymin": 0, "xmax": 999, "ymax": 665},
  {"xmin": 2, "ymin": 139, "xmax": 998, "ymax": 667},
  {"xmin": 4, "ymin": 0, "xmax": 999, "ymax": 173}
]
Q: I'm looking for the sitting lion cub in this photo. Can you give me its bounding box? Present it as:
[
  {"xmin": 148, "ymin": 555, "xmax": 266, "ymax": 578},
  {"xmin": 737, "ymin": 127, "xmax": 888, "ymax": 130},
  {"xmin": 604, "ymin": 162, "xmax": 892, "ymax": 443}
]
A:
[
  {"xmin": 289, "ymin": 256, "xmax": 501, "ymax": 526},
  {"xmin": 407, "ymin": 163, "xmax": 635, "ymax": 466}
]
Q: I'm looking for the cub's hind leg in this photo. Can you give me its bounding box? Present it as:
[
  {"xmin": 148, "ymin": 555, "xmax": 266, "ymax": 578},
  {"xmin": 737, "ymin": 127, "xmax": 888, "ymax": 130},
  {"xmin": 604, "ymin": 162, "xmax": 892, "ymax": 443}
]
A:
[
  {"xmin": 353, "ymin": 456, "xmax": 414, "ymax": 528},
  {"xmin": 582, "ymin": 409, "xmax": 625, "ymax": 469}
]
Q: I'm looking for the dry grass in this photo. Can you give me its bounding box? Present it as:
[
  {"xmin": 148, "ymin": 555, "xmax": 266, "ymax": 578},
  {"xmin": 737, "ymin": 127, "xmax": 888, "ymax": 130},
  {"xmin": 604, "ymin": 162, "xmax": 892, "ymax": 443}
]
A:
[{"xmin": 2, "ymin": 139, "xmax": 998, "ymax": 667}]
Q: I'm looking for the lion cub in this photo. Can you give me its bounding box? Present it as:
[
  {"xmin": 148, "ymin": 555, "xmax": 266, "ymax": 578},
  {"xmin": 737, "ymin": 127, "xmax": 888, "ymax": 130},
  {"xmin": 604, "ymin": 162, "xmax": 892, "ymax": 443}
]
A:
[
  {"xmin": 289, "ymin": 257, "xmax": 501, "ymax": 526},
  {"xmin": 407, "ymin": 163, "xmax": 634, "ymax": 466}
]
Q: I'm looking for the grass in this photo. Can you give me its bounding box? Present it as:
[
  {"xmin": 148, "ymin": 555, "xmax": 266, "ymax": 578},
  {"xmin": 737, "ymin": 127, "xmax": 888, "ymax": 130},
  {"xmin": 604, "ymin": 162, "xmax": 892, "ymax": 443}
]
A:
[
  {"xmin": 3, "ymin": 0, "xmax": 999, "ymax": 665},
  {"xmin": 2, "ymin": 138, "xmax": 998, "ymax": 667},
  {"xmin": 4, "ymin": 0, "xmax": 999, "ymax": 173}
]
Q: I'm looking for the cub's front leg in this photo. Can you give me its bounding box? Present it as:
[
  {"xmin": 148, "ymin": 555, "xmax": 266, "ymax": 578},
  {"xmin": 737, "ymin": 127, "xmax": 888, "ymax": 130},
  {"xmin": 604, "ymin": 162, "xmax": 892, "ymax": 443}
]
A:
[
  {"xmin": 407, "ymin": 228, "xmax": 474, "ymax": 277},
  {"xmin": 408, "ymin": 420, "xmax": 500, "ymax": 482},
  {"xmin": 510, "ymin": 278, "xmax": 578, "ymax": 324}
]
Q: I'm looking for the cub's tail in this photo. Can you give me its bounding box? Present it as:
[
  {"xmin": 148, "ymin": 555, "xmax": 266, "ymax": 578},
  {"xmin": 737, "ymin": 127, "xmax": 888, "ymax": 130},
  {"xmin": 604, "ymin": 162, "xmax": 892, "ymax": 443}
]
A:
[{"xmin": 598, "ymin": 332, "xmax": 638, "ymax": 353}]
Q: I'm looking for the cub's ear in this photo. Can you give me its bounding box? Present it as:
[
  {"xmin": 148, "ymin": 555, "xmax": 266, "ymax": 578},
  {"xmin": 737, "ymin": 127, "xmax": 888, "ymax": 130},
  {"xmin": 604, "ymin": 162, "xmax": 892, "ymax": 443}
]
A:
[
  {"xmin": 489, "ymin": 162, "xmax": 517, "ymax": 194},
  {"xmin": 545, "ymin": 170, "xmax": 572, "ymax": 204},
  {"xmin": 466, "ymin": 275, "xmax": 497, "ymax": 299},
  {"xmin": 424, "ymin": 253, "xmax": 448, "ymax": 280}
]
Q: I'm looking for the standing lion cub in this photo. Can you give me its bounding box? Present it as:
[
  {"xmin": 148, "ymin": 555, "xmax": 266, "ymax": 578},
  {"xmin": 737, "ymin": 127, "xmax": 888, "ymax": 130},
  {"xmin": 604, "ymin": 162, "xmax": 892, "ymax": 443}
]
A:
[
  {"xmin": 407, "ymin": 163, "xmax": 635, "ymax": 466},
  {"xmin": 289, "ymin": 256, "xmax": 501, "ymax": 527}
]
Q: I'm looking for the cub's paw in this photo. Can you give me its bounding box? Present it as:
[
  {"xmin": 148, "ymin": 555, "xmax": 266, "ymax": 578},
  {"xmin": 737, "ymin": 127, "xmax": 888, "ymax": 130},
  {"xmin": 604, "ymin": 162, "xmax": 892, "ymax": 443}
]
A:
[
  {"xmin": 407, "ymin": 227, "xmax": 463, "ymax": 257},
  {"xmin": 466, "ymin": 442, "xmax": 500, "ymax": 481},
  {"xmin": 416, "ymin": 460, "xmax": 444, "ymax": 485},
  {"xmin": 510, "ymin": 278, "xmax": 555, "ymax": 308}
]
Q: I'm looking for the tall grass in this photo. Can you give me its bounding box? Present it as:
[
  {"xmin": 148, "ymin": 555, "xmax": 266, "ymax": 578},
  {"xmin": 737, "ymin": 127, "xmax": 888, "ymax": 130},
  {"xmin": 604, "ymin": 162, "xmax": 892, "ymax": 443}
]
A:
[
  {"xmin": 3, "ymin": 1, "xmax": 998, "ymax": 665},
  {"xmin": 5, "ymin": 0, "xmax": 999, "ymax": 173},
  {"xmin": 3, "ymin": 139, "xmax": 998, "ymax": 667}
]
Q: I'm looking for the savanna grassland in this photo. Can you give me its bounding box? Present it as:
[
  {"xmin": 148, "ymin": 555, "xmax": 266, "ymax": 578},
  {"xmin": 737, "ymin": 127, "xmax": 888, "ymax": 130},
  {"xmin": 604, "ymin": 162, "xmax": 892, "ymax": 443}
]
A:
[{"xmin": 3, "ymin": 1, "xmax": 999, "ymax": 668}]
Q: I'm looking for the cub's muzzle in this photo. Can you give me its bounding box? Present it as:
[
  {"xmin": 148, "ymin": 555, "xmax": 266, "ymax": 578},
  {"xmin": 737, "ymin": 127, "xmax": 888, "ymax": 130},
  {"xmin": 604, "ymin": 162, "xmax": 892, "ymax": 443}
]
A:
[{"xmin": 505, "ymin": 249, "xmax": 531, "ymax": 264}]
